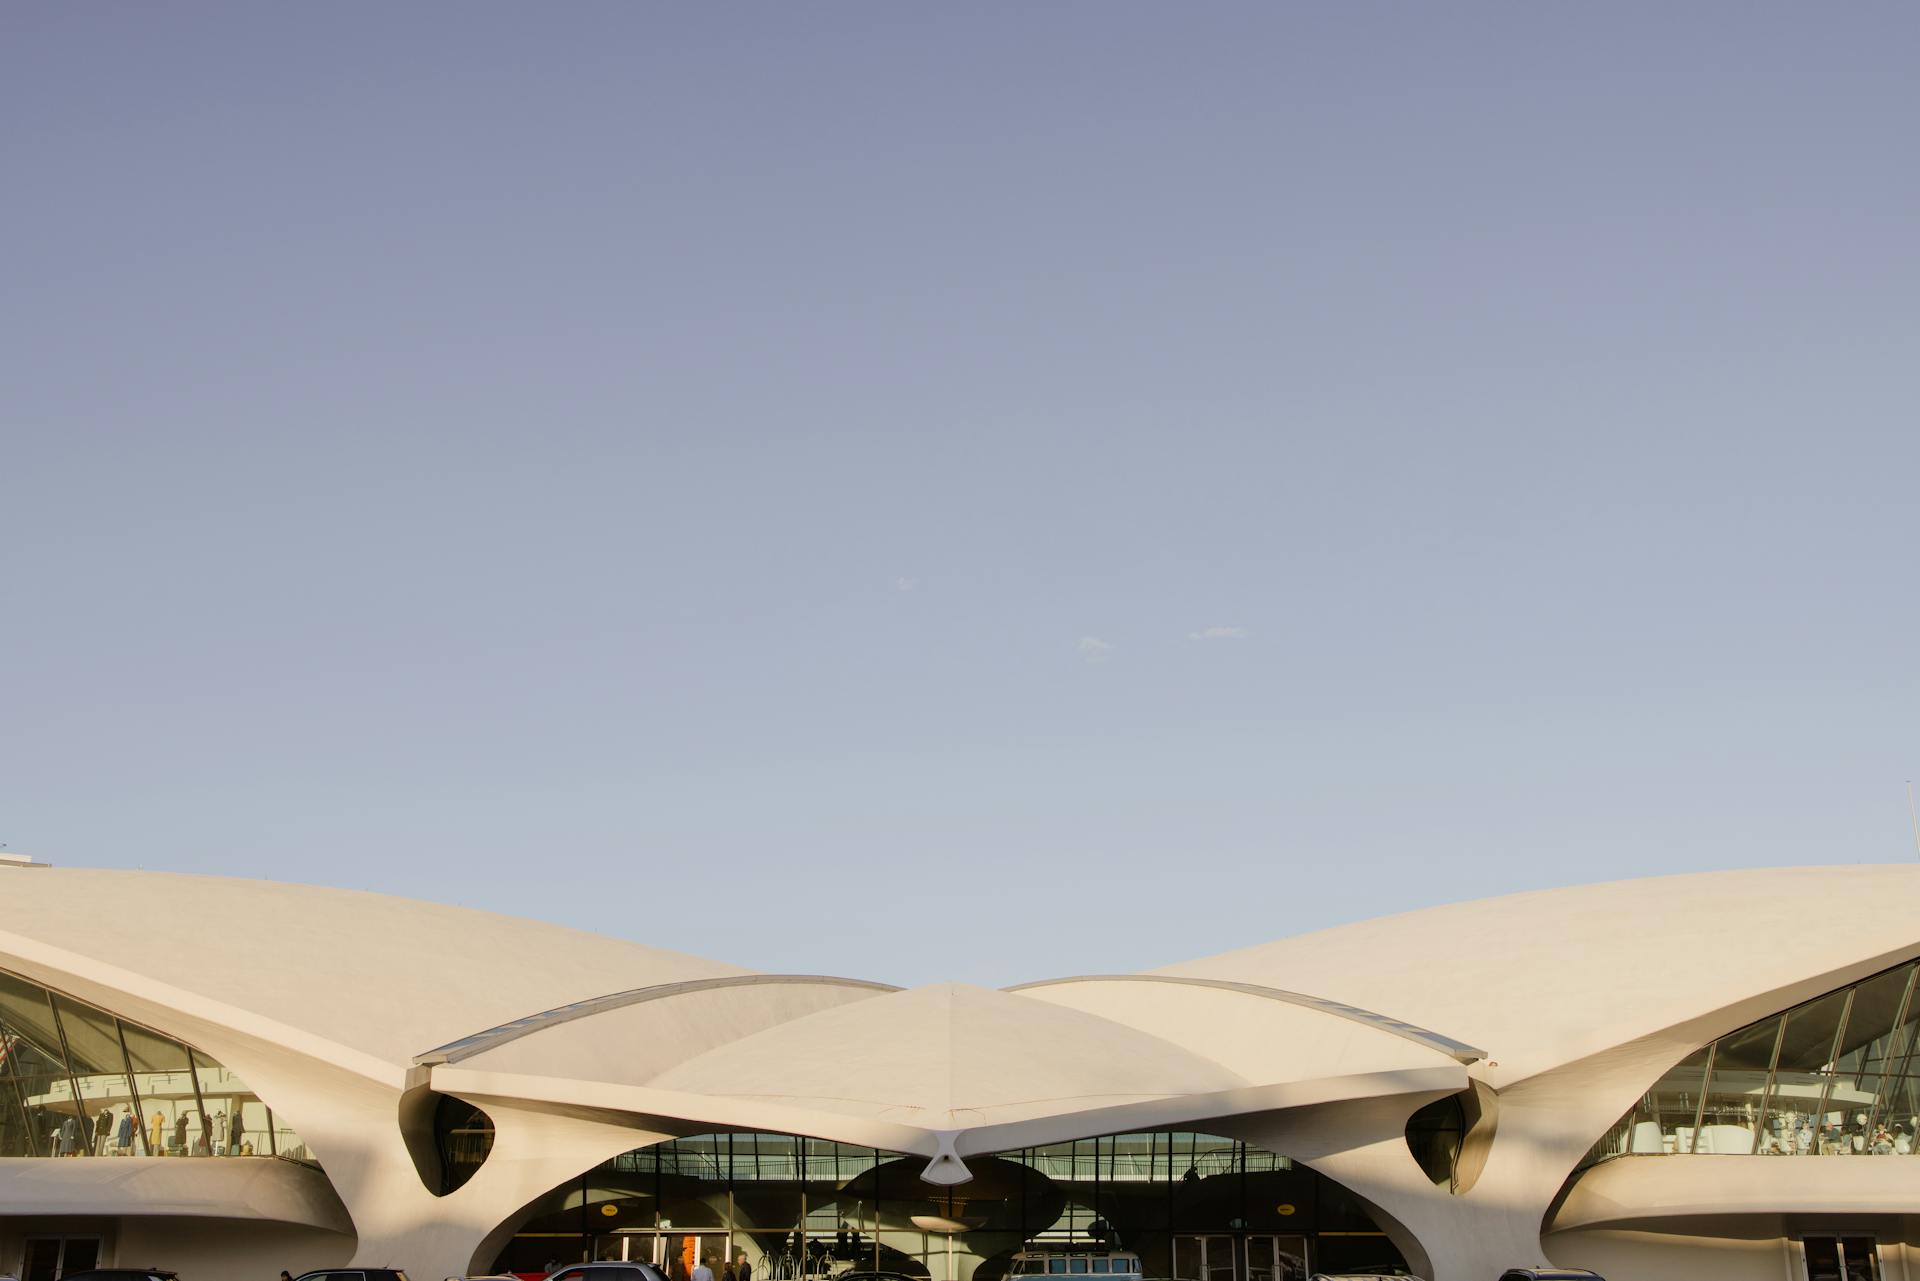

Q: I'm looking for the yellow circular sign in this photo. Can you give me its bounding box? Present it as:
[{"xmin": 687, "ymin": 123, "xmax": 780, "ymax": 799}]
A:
[
  {"xmin": 601, "ymin": 1204, "xmax": 619, "ymax": 1217},
  {"xmin": 1275, "ymin": 1204, "xmax": 1295, "ymax": 1216}
]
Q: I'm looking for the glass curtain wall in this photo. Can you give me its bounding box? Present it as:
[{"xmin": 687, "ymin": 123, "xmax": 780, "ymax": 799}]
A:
[
  {"xmin": 495, "ymin": 1131, "xmax": 1396, "ymax": 1281},
  {"xmin": 435, "ymin": 1095, "xmax": 498, "ymax": 1194},
  {"xmin": 0, "ymin": 965, "xmax": 314, "ymax": 1163},
  {"xmin": 1585, "ymin": 958, "xmax": 1920, "ymax": 1164}
]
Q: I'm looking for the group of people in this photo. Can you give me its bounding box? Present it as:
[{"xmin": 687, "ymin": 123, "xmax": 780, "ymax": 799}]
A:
[
  {"xmin": 1757, "ymin": 1111, "xmax": 1917, "ymax": 1155},
  {"xmin": 682, "ymin": 1254, "xmax": 753, "ymax": 1281},
  {"xmin": 43, "ymin": 1103, "xmax": 251, "ymax": 1157}
]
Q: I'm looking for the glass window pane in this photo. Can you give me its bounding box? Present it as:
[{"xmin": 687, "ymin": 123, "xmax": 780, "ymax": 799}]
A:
[
  {"xmin": 1820, "ymin": 968, "xmax": 1918, "ymax": 1158},
  {"xmin": 1697, "ymin": 1016, "xmax": 1780, "ymax": 1152},
  {"xmin": 1839, "ymin": 1237, "xmax": 1881, "ymax": 1281},
  {"xmin": 1756, "ymin": 989, "xmax": 1855, "ymax": 1154},
  {"xmin": 120, "ymin": 1022, "xmax": 196, "ymax": 1156},
  {"xmin": 50, "ymin": 997, "xmax": 137, "ymax": 1157},
  {"xmin": 0, "ymin": 972, "xmax": 66, "ymax": 1076},
  {"xmin": 1778, "ymin": 990, "xmax": 1853, "ymax": 1074},
  {"xmin": 23, "ymin": 1239, "xmax": 61, "ymax": 1281},
  {"xmin": 192, "ymin": 1048, "xmax": 273, "ymax": 1157},
  {"xmin": 1872, "ymin": 1076, "xmax": 1920, "ymax": 1153},
  {"xmin": 0, "ymin": 1075, "xmax": 35, "ymax": 1158},
  {"xmin": 1628, "ymin": 1045, "xmax": 1710, "ymax": 1153},
  {"xmin": 12, "ymin": 1075, "xmax": 87, "ymax": 1155},
  {"xmin": 0, "ymin": 975, "xmax": 87, "ymax": 1159},
  {"xmin": 1838, "ymin": 966, "xmax": 1917, "ymax": 1077}
]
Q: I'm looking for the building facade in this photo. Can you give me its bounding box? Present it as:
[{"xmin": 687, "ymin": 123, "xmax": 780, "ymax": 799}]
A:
[{"xmin": 2, "ymin": 864, "xmax": 1917, "ymax": 1281}]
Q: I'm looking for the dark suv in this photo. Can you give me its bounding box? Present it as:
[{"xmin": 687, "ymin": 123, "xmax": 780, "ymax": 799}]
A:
[{"xmin": 546, "ymin": 1264, "xmax": 667, "ymax": 1281}]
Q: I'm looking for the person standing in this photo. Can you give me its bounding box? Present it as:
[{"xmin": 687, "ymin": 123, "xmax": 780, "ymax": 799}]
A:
[
  {"xmin": 734, "ymin": 1253, "xmax": 751, "ymax": 1281},
  {"xmin": 693, "ymin": 1255, "xmax": 716, "ymax": 1281}
]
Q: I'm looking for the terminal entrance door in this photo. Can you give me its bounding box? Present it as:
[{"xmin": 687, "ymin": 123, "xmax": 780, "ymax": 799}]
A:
[
  {"xmin": 21, "ymin": 1237, "xmax": 101, "ymax": 1281},
  {"xmin": 1247, "ymin": 1237, "xmax": 1307, "ymax": 1281},
  {"xmin": 624, "ymin": 1233, "xmax": 735, "ymax": 1278},
  {"xmin": 1174, "ymin": 1236, "xmax": 1307, "ymax": 1281},
  {"xmin": 1804, "ymin": 1237, "xmax": 1879, "ymax": 1281},
  {"xmin": 1174, "ymin": 1234, "xmax": 1233, "ymax": 1281}
]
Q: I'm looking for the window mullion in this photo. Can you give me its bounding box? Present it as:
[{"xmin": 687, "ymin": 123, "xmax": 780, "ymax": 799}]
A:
[
  {"xmin": 1688, "ymin": 1043, "xmax": 1716, "ymax": 1153},
  {"xmin": 1811, "ymin": 988, "xmax": 1856, "ymax": 1153}
]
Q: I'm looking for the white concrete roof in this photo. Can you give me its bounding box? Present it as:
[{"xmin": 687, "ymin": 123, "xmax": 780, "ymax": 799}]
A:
[
  {"xmin": 5, "ymin": 863, "xmax": 1919, "ymax": 1146},
  {"xmin": 1161, "ymin": 864, "xmax": 1920, "ymax": 1084},
  {"xmin": 0, "ymin": 869, "xmax": 745, "ymax": 1068},
  {"xmin": 648, "ymin": 981, "xmax": 1250, "ymax": 1127}
]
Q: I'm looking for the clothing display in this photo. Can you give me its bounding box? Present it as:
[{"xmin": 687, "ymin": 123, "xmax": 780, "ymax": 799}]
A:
[
  {"xmin": 116, "ymin": 1111, "xmax": 135, "ymax": 1151},
  {"xmin": 149, "ymin": 1112, "xmax": 164, "ymax": 1155}
]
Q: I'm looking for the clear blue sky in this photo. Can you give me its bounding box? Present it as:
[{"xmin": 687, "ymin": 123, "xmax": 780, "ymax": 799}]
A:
[{"xmin": 5, "ymin": 4, "xmax": 1917, "ymax": 988}]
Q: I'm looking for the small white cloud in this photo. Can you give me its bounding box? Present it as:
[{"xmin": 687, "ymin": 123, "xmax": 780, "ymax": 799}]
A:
[
  {"xmin": 893, "ymin": 576, "xmax": 918, "ymax": 593},
  {"xmin": 1078, "ymin": 636, "xmax": 1113, "ymax": 662},
  {"xmin": 1188, "ymin": 626, "xmax": 1251, "ymax": 641}
]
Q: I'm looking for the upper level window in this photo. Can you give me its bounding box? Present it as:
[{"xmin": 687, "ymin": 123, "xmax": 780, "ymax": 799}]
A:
[
  {"xmin": 1584, "ymin": 958, "xmax": 1920, "ymax": 1164},
  {"xmin": 0, "ymin": 966, "xmax": 315, "ymax": 1165}
]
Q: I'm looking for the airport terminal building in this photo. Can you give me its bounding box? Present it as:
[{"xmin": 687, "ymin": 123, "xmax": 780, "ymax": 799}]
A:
[{"xmin": 3, "ymin": 861, "xmax": 1919, "ymax": 1281}]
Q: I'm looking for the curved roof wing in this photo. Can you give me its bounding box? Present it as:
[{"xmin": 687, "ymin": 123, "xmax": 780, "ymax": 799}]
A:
[
  {"xmin": 416, "ymin": 973, "xmax": 901, "ymax": 1066},
  {"xmin": 1006, "ymin": 973, "xmax": 1486, "ymax": 1065}
]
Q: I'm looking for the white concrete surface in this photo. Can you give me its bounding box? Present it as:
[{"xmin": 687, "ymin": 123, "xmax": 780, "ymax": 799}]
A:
[{"xmin": 5, "ymin": 864, "xmax": 1920, "ymax": 1281}]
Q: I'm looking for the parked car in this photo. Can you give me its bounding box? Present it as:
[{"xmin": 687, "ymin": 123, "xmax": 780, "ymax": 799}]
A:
[
  {"xmin": 294, "ymin": 1269, "xmax": 411, "ymax": 1281},
  {"xmin": 62, "ymin": 1271, "xmax": 180, "ymax": 1281},
  {"xmin": 543, "ymin": 1264, "xmax": 668, "ymax": 1281},
  {"xmin": 1497, "ymin": 1271, "xmax": 1604, "ymax": 1281},
  {"xmin": 1309, "ymin": 1274, "xmax": 1421, "ymax": 1281}
]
